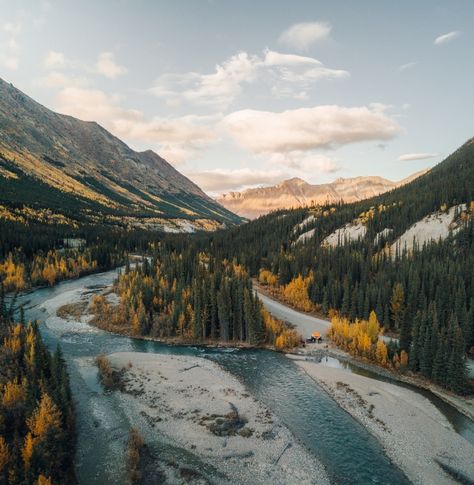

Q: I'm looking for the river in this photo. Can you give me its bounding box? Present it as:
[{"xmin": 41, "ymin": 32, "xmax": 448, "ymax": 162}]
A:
[{"xmin": 14, "ymin": 268, "xmax": 471, "ymax": 484}]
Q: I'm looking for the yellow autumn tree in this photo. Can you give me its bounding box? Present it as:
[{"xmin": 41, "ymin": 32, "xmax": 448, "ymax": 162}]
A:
[
  {"xmin": 0, "ymin": 436, "xmax": 10, "ymax": 476},
  {"xmin": 132, "ymin": 312, "xmax": 141, "ymax": 335},
  {"xmin": 283, "ymin": 274, "xmax": 313, "ymax": 312},
  {"xmin": 2, "ymin": 325, "xmax": 22, "ymax": 355},
  {"xmin": 258, "ymin": 269, "xmax": 278, "ymax": 287},
  {"xmin": 375, "ymin": 339, "xmax": 388, "ymax": 365},
  {"xmin": 0, "ymin": 253, "xmax": 26, "ymax": 291},
  {"xmin": 2, "ymin": 379, "xmax": 26, "ymax": 408},
  {"xmin": 27, "ymin": 393, "xmax": 62, "ymax": 441},
  {"xmin": 400, "ymin": 350, "xmax": 409, "ymax": 369},
  {"xmin": 36, "ymin": 475, "xmax": 52, "ymax": 485},
  {"xmin": 367, "ymin": 311, "xmax": 381, "ymax": 343},
  {"xmin": 329, "ymin": 313, "xmax": 384, "ymax": 361},
  {"xmin": 22, "ymin": 432, "xmax": 34, "ymax": 469}
]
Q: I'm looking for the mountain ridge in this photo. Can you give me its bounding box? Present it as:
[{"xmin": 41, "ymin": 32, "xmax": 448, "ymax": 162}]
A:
[
  {"xmin": 217, "ymin": 171, "xmax": 428, "ymax": 219},
  {"xmin": 0, "ymin": 78, "xmax": 240, "ymax": 230}
]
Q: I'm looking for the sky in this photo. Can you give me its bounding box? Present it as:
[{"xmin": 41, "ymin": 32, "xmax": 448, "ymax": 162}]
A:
[{"xmin": 1, "ymin": 0, "xmax": 473, "ymax": 196}]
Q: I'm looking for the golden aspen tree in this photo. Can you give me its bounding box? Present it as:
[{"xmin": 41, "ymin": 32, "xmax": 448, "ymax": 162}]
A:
[
  {"xmin": 132, "ymin": 312, "xmax": 141, "ymax": 335},
  {"xmin": 367, "ymin": 311, "xmax": 381, "ymax": 343},
  {"xmin": 400, "ymin": 350, "xmax": 409, "ymax": 369},
  {"xmin": 375, "ymin": 339, "xmax": 388, "ymax": 365},
  {"xmin": 36, "ymin": 475, "xmax": 52, "ymax": 485},
  {"xmin": 283, "ymin": 274, "xmax": 313, "ymax": 312},
  {"xmin": 27, "ymin": 393, "xmax": 62, "ymax": 440},
  {"xmin": 2, "ymin": 380, "xmax": 26, "ymax": 408},
  {"xmin": 0, "ymin": 436, "xmax": 9, "ymax": 475},
  {"xmin": 22, "ymin": 432, "xmax": 34, "ymax": 469}
]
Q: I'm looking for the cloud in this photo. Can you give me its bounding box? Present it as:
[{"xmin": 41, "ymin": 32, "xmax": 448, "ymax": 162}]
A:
[
  {"xmin": 222, "ymin": 104, "xmax": 400, "ymax": 154},
  {"xmin": 0, "ymin": 44, "xmax": 20, "ymax": 70},
  {"xmin": 55, "ymin": 87, "xmax": 216, "ymax": 164},
  {"xmin": 397, "ymin": 61, "xmax": 417, "ymax": 72},
  {"xmin": 279, "ymin": 21, "xmax": 331, "ymax": 50},
  {"xmin": 37, "ymin": 71, "xmax": 91, "ymax": 88},
  {"xmin": 150, "ymin": 49, "xmax": 348, "ymax": 107},
  {"xmin": 150, "ymin": 52, "xmax": 259, "ymax": 109},
  {"xmin": 3, "ymin": 22, "xmax": 21, "ymax": 35},
  {"xmin": 185, "ymin": 168, "xmax": 288, "ymax": 194},
  {"xmin": 267, "ymin": 152, "xmax": 340, "ymax": 173},
  {"xmin": 0, "ymin": 22, "xmax": 21, "ymax": 70},
  {"xmin": 398, "ymin": 152, "xmax": 437, "ymax": 161},
  {"xmin": 43, "ymin": 50, "xmax": 67, "ymax": 69},
  {"xmin": 43, "ymin": 50, "xmax": 127, "ymax": 79},
  {"xmin": 95, "ymin": 52, "xmax": 127, "ymax": 79},
  {"xmin": 434, "ymin": 31, "xmax": 460, "ymax": 45}
]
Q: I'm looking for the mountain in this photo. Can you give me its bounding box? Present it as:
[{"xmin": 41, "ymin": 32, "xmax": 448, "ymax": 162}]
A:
[
  {"xmin": 217, "ymin": 172, "xmax": 427, "ymax": 219},
  {"xmin": 0, "ymin": 78, "xmax": 240, "ymax": 231}
]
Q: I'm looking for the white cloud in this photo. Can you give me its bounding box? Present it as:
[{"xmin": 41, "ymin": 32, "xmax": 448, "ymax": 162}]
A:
[
  {"xmin": 434, "ymin": 31, "xmax": 460, "ymax": 45},
  {"xmin": 43, "ymin": 50, "xmax": 127, "ymax": 79},
  {"xmin": 185, "ymin": 168, "xmax": 288, "ymax": 194},
  {"xmin": 37, "ymin": 71, "xmax": 91, "ymax": 88},
  {"xmin": 54, "ymin": 87, "xmax": 216, "ymax": 165},
  {"xmin": 3, "ymin": 22, "xmax": 21, "ymax": 35},
  {"xmin": 0, "ymin": 22, "xmax": 21, "ymax": 70},
  {"xmin": 398, "ymin": 152, "xmax": 437, "ymax": 161},
  {"xmin": 95, "ymin": 52, "xmax": 127, "ymax": 79},
  {"xmin": 151, "ymin": 52, "xmax": 259, "ymax": 108},
  {"xmin": 397, "ymin": 61, "xmax": 418, "ymax": 72},
  {"xmin": 150, "ymin": 49, "xmax": 348, "ymax": 107},
  {"xmin": 43, "ymin": 50, "xmax": 67, "ymax": 69},
  {"xmin": 279, "ymin": 21, "xmax": 331, "ymax": 50},
  {"xmin": 267, "ymin": 152, "xmax": 340, "ymax": 173},
  {"xmin": 222, "ymin": 104, "xmax": 400, "ymax": 154}
]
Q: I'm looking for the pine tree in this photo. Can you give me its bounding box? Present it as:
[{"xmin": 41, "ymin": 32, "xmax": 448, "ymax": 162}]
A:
[{"xmin": 390, "ymin": 282, "xmax": 405, "ymax": 330}]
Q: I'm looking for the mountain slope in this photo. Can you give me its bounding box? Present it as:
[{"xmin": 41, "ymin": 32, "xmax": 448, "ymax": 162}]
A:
[
  {"xmin": 217, "ymin": 172, "xmax": 426, "ymax": 219},
  {"xmin": 0, "ymin": 78, "xmax": 240, "ymax": 230}
]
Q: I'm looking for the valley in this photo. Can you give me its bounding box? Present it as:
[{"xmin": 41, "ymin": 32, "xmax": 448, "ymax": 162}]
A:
[{"xmin": 1, "ymin": 4, "xmax": 473, "ymax": 483}]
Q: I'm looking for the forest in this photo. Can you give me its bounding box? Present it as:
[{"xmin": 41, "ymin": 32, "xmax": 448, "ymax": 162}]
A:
[
  {"xmin": 91, "ymin": 249, "xmax": 299, "ymax": 350},
  {"xmin": 0, "ymin": 296, "xmax": 75, "ymax": 484}
]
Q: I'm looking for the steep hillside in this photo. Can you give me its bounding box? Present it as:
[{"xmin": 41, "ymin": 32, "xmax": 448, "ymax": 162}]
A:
[
  {"xmin": 217, "ymin": 172, "xmax": 426, "ymax": 219},
  {"xmin": 0, "ymin": 78, "xmax": 240, "ymax": 231},
  {"xmin": 215, "ymin": 136, "xmax": 474, "ymax": 259}
]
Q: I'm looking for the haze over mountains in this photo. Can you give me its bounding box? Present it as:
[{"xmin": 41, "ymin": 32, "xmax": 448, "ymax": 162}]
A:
[
  {"xmin": 0, "ymin": 78, "xmax": 240, "ymax": 232},
  {"xmin": 217, "ymin": 171, "xmax": 427, "ymax": 219}
]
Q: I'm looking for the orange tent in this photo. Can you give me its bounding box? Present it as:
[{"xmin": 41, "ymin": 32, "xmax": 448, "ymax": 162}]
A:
[{"xmin": 311, "ymin": 332, "xmax": 321, "ymax": 338}]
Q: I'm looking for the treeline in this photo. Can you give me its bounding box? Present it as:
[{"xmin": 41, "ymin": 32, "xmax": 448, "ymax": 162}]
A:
[
  {"xmin": 0, "ymin": 246, "xmax": 125, "ymax": 292},
  {"xmin": 0, "ymin": 212, "xmax": 167, "ymax": 292},
  {"xmin": 0, "ymin": 298, "xmax": 75, "ymax": 483},
  {"xmin": 91, "ymin": 249, "xmax": 299, "ymax": 349}
]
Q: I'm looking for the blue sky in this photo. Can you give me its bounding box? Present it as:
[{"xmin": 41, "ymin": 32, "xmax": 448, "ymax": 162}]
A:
[{"xmin": 1, "ymin": 0, "xmax": 473, "ymax": 195}]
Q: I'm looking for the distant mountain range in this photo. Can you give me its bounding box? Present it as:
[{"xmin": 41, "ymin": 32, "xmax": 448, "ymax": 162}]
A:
[
  {"xmin": 217, "ymin": 172, "xmax": 427, "ymax": 219},
  {"xmin": 0, "ymin": 78, "xmax": 240, "ymax": 231}
]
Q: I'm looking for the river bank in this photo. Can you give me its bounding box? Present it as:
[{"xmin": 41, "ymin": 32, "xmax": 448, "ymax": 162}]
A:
[
  {"xmin": 293, "ymin": 345, "xmax": 474, "ymax": 422},
  {"xmin": 254, "ymin": 286, "xmax": 474, "ymax": 422},
  {"xmin": 105, "ymin": 351, "xmax": 329, "ymax": 484},
  {"xmin": 288, "ymin": 355, "xmax": 474, "ymax": 484}
]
